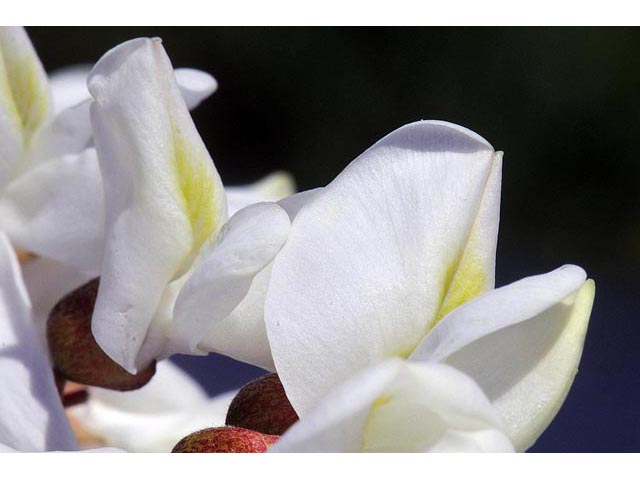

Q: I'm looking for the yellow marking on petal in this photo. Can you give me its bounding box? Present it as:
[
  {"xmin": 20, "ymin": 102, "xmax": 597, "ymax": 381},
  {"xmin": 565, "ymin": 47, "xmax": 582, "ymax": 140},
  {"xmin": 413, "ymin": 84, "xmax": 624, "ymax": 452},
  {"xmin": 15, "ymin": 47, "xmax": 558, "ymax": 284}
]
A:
[
  {"xmin": 431, "ymin": 225, "xmax": 488, "ymax": 329},
  {"xmin": 389, "ymin": 230, "xmax": 489, "ymax": 360},
  {"xmin": 172, "ymin": 131, "xmax": 219, "ymax": 259},
  {"xmin": 433, "ymin": 247, "xmax": 486, "ymax": 326},
  {"xmin": 0, "ymin": 54, "xmax": 22, "ymax": 131},
  {"xmin": 0, "ymin": 48, "xmax": 50, "ymax": 146},
  {"xmin": 362, "ymin": 393, "xmax": 393, "ymax": 451},
  {"xmin": 370, "ymin": 393, "xmax": 392, "ymax": 411}
]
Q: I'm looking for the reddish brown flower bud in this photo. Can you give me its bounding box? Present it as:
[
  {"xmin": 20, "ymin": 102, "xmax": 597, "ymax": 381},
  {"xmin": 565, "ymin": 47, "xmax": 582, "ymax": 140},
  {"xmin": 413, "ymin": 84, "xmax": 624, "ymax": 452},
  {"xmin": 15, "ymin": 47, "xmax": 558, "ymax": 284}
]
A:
[
  {"xmin": 172, "ymin": 427, "xmax": 278, "ymax": 453},
  {"xmin": 47, "ymin": 278, "xmax": 156, "ymax": 391},
  {"xmin": 226, "ymin": 373, "xmax": 299, "ymax": 435}
]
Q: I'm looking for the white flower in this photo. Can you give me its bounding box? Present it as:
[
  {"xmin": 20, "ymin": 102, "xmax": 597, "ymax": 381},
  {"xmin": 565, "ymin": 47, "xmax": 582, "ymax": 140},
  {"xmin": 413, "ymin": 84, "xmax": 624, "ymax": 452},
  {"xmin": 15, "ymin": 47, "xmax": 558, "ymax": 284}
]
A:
[
  {"xmin": 272, "ymin": 358, "xmax": 514, "ymax": 452},
  {"xmin": 184, "ymin": 120, "xmax": 594, "ymax": 451},
  {"xmin": 0, "ymin": 29, "xmax": 293, "ymax": 354},
  {"xmin": 87, "ymin": 38, "xmax": 295, "ymax": 374},
  {"xmin": 0, "ymin": 27, "xmax": 219, "ymax": 276}
]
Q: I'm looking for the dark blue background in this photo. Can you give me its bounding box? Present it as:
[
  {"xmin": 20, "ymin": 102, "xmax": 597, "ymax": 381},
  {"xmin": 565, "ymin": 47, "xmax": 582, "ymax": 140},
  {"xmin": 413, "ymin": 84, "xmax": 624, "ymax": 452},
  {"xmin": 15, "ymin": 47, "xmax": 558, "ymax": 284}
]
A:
[{"xmin": 27, "ymin": 27, "xmax": 640, "ymax": 452}]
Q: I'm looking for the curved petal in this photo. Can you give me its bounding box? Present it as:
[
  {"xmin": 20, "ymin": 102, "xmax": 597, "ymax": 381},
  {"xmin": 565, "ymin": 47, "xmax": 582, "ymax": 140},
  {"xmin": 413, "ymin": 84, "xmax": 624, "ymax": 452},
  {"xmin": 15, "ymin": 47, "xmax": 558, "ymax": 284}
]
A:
[
  {"xmin": 412, "ymin": 266, "xmax": 594, "ymax": 451},
  {"xmin": 69, "ymin": 361, "xmax": 235, "ymax": 452},
  {"xmin": 194, "ymin": 189, "xmax": 323, "ymax": 370},
  {"xmin": 88, "ymin": 38, "xmax": 226, "ymax": 373},
  {"xmin": 362, "ymin": 362, "xmax": 514, "ymax": 452},
  {"xmin": 198, "ymin": 263, "xmax": 275, "ymax": 370},
  {"xmin": 0, "ymin": 148, "xmax": 104, "ymax": 273},
  {"xmin": 0, "ymin": 233, "xmax": 77, "ymax": 451},
  {"xmin": 265, "ymin": 120, "xmax": 501, "ymax": 414},
  {"xmin": 226, "ymin": 171, "xmax": 296, "ymax": 216},
  {"xmin": 0, "ymin": 27, "xmax": 51, "ymax": 187},
  {"xmin": 272, "ymin": 359, "xmax": 513, "ymax": 452},
  {"xmin": 174, "ymin": 68, "xmax": 218, "ymax": 110},
  {"xmin": 172, "ymin": 202, "xmax": 290, "ymax": 363}
]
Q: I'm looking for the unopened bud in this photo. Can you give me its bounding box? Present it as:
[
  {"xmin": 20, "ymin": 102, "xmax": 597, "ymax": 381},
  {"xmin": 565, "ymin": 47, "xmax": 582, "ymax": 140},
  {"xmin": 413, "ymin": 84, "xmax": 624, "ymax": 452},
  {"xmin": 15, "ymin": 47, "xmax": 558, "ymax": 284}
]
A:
[
  {"xmin": 172, "ymin": 427, "xmax": 278, "ymax": 453},
  {"xmin": 226, "ymin": 373, "xmax": 299, "ymax": 435},
  {"xmin": 47, "ymin": 278, "xmax": 156, "ymax": 391}
]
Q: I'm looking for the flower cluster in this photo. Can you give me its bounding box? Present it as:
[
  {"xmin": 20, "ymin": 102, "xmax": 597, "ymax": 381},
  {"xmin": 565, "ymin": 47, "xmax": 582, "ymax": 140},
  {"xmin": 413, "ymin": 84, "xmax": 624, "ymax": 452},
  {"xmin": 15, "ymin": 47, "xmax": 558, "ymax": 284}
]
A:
[{"xmin": 0, "ymin": 28, "xmax": 594, "ymax": 453}]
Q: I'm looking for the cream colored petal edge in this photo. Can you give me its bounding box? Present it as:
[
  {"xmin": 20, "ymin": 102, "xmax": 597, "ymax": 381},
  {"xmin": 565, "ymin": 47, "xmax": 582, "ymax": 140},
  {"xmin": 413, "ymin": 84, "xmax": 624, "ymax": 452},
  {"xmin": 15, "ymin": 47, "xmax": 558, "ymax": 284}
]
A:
[
  {"xmin": 490, "ymin": 280, "xmax": 594, "ymax": 451},
  {"xmin": 411, "ymin": 265, "xmax": 588, "ymax": 362},
  {"xmin": 88, "ymin": 37, "xmax": 226, "ymax": 373},
  {"xmin": 425, "ymin": 272, "xmax": 594, "ymax": 451}
]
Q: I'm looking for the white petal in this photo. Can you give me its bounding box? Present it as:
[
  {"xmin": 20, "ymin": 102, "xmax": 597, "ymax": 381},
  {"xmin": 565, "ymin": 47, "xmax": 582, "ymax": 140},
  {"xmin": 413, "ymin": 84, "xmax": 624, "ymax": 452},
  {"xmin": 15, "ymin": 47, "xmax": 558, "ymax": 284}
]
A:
[
  {"xmin": 49, "ymin": 65, "xmax": 216, "ymax": 115},
  {"xmin": 0, "ymin": 148, "xmax": 104, "ymax": 273},
  {"xmin": 69, "ymin": 361, "xmax": 235, "ymax": 452},
  {"xmin": 195, "ymin": 189, "xmax": 323, "ymax": 370},
  {"xmin": 271, "ymin": 359, "xmax": 403, "ymax": 452},
  {"xmin": 198, "ymin": 263, "xmax": 275, "ymax": 370},
  {"xmin": 27, "ymin": 100, "xmax": 93, "ymax": 165},
  {"xmin": 0, "ymin": 27, "xmax": 51, "ymax": 187},
  {"xmin": 48, "ymin": 64, "xmax": 92, "ymax": 114},
  {"xmin": 362, "ymin": 362, "xmax": 514, "ymax": 452},
  {"xmin": 88, "ymin": 38, "xmax": 226, "ymax": 373},
  {"xmin": 277, "ymin": 187, "xmax": 323, "ymax": 220},
  {"xmin": 174, "ymin": 68, "xmax": 218, "ymax": 110},
  {"xmin": 272, "ymin": 359, "xmax": 513, "ymax": 452},
  {"xmin": 412, "ymin": 266, "xmax": 594, "ymax": 451},
  {"xmin": 226, "ymin": 171, "xmax": 296, "ymax": 216},
  {"xmin": 83, "ymin": 360, "xmax": 207, "ymax": 414},
  {"xmin": 0, "ymin": 233, "xmax": 76, "ymax": 451},
  {"xmin": 172, "ymin": 202, "xmax": 290, "ymax": 363},
  {"xmin": 265, "ymin": 120, "xmax": 500, "ymax": 414}
]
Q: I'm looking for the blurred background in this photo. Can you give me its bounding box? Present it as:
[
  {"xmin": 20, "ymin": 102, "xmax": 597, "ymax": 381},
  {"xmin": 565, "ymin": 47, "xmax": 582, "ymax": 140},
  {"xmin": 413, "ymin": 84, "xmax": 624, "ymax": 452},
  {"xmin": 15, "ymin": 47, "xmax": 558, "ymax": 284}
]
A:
[{"xmin": 27, "ymin": 27, "xmax": 639, "ymax": 452}]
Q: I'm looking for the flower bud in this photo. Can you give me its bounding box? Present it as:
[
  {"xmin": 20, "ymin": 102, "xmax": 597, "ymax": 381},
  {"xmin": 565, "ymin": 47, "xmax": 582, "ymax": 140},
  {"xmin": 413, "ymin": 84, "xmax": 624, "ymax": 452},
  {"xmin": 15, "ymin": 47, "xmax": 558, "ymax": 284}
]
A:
[
  {"xmin": 47, "ymin": 278, "xmax": 156, "ymax": 391},
  {"xmin": 226, "ymin": 373, "xmax": 299, "ymax": 435},
  {"xmin": 172, "ymin": 427, "xmax": 278, "ymax": 453}
]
